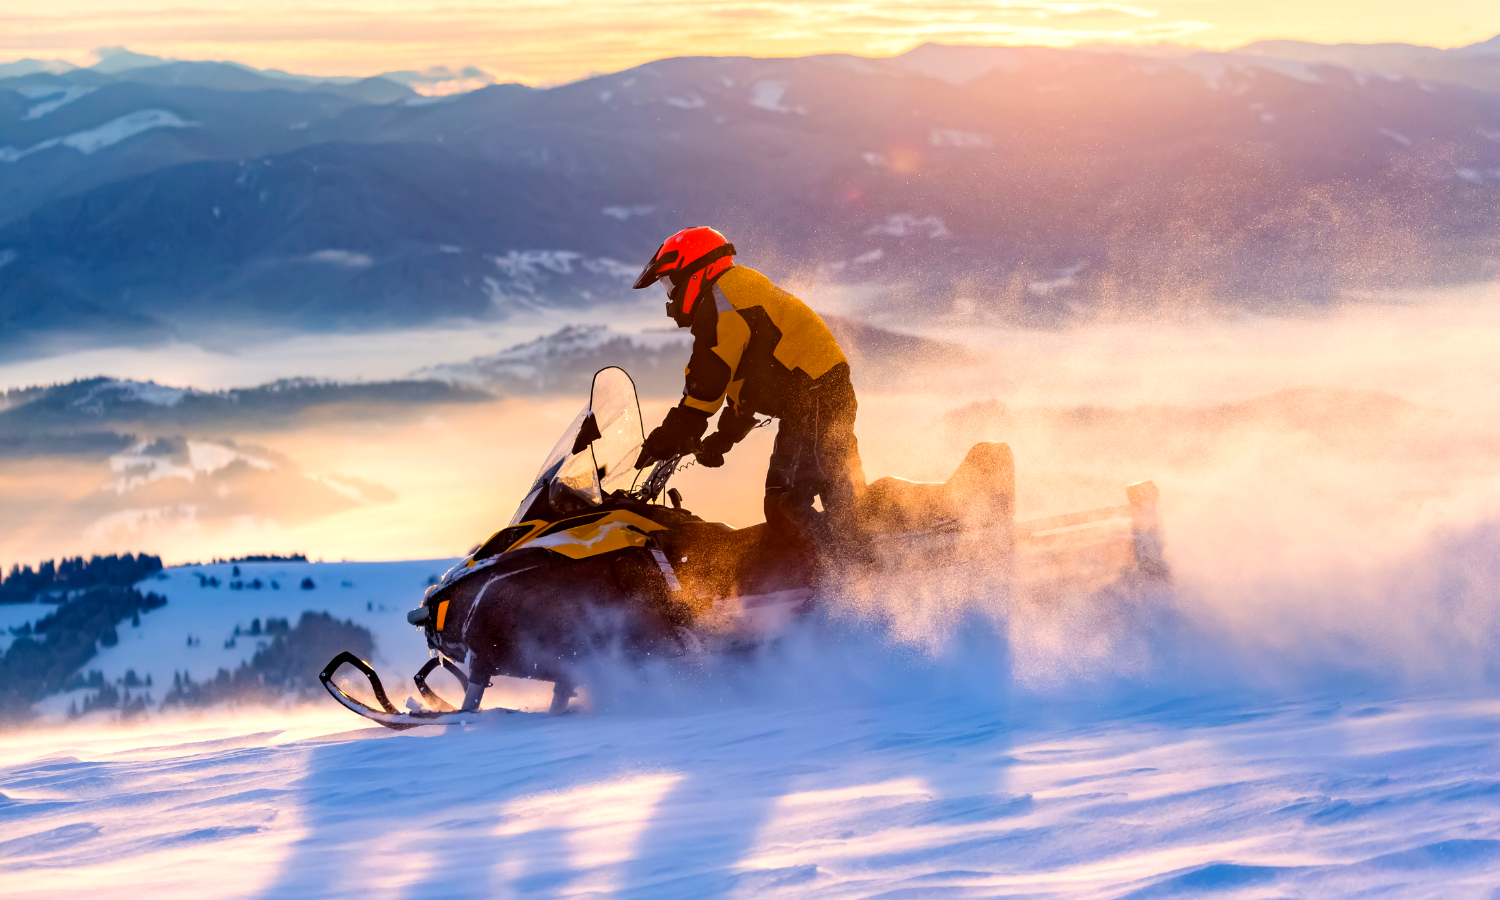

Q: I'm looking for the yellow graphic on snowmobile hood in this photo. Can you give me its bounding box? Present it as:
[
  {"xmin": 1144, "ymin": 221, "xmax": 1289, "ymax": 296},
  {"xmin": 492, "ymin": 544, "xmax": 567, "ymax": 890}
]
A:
[{"xmin": 507, "ymin": 510, "xmax": 666, "ymax": 560}]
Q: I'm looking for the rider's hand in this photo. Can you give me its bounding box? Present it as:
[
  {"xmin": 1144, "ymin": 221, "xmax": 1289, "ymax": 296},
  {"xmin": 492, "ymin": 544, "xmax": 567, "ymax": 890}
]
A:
[
  {"xmin": 636, "ymin": 405, "xmax": 710, "ymax": 469},
  {"xmin": 695, "ymin": 429, "xmax": 736, "ymax": 468}
]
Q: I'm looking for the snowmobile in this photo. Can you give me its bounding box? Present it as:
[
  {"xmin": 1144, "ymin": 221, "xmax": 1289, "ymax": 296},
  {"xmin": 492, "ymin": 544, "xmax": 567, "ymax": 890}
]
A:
[{"xmin": 321, "ymin": 367, "xmax": 1167, "ymax": 729}]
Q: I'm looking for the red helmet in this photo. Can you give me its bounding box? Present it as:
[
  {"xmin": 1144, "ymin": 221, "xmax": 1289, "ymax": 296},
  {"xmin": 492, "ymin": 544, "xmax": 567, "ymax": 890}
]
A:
[{"xmin": 632, "ymin": 226, "xmax": 736, "ymax": 324}]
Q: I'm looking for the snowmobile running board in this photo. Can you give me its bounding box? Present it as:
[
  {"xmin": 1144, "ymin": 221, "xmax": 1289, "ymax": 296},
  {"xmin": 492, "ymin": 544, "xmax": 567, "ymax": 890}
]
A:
[{"xmin": 319, "ymin": 651, "xmax": 527, "ymax": 731}]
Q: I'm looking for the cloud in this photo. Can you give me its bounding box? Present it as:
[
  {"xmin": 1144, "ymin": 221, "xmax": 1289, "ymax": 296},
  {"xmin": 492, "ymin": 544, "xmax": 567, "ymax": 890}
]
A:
[
  {"xmin": 301, "ymin": 249, "xmax": 374, "ymax": 268},
  {"xmin": 711, "ymin": 7, "xmax": 777, "ymax": 19},
  {"xmin": 5, "ymin": 0, "xmax": 1485, "ymax": 87},
  {"xmin": 0, "ymin": 0, "xmax": 1226, "ymax": 84},
  {"xmin": 1047, "ymin": 6, "xmax": 1157, "ymax": 20}
]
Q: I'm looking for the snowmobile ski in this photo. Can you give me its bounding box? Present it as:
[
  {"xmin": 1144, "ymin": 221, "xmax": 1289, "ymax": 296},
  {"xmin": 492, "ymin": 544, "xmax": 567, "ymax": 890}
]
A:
[{"xmin": 319, "ymin": 651, "xmax": 526, "ymax": 731}]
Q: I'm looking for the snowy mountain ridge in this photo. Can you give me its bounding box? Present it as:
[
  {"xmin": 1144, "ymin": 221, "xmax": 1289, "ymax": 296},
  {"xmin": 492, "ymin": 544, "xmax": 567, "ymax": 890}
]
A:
[
  {"xmin": 416, "ymin": 325, "xmax": 691, "ymax": 394},
  {"xmin": 4, "ymin": 41, "xmax": 1499, "ymax": 358}
]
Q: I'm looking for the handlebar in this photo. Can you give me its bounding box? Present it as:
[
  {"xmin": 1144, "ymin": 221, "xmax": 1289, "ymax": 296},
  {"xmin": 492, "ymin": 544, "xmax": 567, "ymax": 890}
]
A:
[
  {"xmin": 629, "ymin": 416, "xmax": 770, "ymax": 503},
  {"xmin": 632, "ymin": 452, "xmax": 692, "ymax": 503}
]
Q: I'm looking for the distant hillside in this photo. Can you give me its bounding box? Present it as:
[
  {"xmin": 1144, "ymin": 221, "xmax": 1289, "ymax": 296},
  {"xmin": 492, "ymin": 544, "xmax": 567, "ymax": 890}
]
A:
[
  {"xmin": 417, "ymin": 319, "xmax": 976, "ymax": 396},
  {"xmin": 2, "ymin": 42, "xmax": 1499, "ymax": 357}
]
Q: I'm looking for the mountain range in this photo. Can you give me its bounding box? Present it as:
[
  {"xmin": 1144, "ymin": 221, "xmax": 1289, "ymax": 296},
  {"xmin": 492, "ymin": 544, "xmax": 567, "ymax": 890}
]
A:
[
  {"xmin": 1237, "ymin": 35, "xmax": 1500, "ymax": 94},
  {"xmin": 2, "ymin": 39, "xmax": 1499, "ymax": 359}
]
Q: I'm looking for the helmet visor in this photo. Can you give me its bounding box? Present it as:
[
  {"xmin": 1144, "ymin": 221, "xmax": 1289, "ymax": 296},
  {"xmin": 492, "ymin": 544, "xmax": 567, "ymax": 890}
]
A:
[{"xmin": 632, "ymin": 248, "xmax": 679, "ymax": 289}]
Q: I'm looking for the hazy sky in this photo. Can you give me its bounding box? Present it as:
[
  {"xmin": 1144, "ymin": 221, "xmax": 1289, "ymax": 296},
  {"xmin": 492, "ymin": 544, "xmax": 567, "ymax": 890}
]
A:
[{"xmin": 4, "ymin": 0, "xmax": 1499, "ymax": 84}]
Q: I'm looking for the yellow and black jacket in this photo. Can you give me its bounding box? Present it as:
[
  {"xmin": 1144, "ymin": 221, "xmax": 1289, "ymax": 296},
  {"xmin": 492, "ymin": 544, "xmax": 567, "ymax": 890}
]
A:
[{"xmin": 682, "ymin": 265, "xmax": 849, "ymax": 422}]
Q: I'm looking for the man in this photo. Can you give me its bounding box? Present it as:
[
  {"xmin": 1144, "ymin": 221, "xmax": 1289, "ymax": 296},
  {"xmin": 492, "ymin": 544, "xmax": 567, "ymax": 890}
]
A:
[{"xmin": 632, "ymin": 226, "xmax": 864, "ymax": 552}]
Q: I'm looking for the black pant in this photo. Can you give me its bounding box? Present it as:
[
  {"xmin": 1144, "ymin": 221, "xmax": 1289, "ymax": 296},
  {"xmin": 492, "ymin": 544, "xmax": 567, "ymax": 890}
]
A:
[{"xmin": 763, "ymin": 368, "xmax": 864, "ymax": 553}]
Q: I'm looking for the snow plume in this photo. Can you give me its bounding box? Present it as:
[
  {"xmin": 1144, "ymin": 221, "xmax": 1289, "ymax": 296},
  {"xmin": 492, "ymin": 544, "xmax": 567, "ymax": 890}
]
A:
[
  {"xmin": 880, "ymin": 284, "xmax": 1500, "ymax": 702},
  {"xmin": 607, "ymin": 283, "xmax": 1500, "ymax": 718},
  {"xmin": 580, "ymin": 556, "xmax": 1168, "ymax": 726}
]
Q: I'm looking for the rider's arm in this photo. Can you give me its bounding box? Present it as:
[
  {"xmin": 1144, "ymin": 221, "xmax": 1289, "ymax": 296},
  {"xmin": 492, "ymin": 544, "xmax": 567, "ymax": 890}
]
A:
[{"xmin": 681, "ymin": 289, "xmax": 749, "ymax": 415}]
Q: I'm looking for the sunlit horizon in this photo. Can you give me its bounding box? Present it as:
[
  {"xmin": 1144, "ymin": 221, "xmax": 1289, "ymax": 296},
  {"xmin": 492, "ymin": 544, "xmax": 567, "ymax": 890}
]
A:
[{"xmin": 4, "ymin": 0, "xmax": 1498, "ymax": 86}]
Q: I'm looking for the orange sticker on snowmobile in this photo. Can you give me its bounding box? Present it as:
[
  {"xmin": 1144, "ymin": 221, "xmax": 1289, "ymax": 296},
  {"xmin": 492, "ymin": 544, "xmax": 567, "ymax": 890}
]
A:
[{"xmin": 435, "ymin": 600, "xmax": 449, "ymax": 632}]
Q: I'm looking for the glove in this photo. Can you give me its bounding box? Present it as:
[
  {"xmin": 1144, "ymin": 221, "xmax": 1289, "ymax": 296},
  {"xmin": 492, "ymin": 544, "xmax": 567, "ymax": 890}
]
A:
[
  {"xmin": 636, "ymin": 405, "xmax": 710, "ymax": 469},
  {"xmin": 696, "ymin": 430, "xmax": 736, "ymax": 468},
  {"xmin": 697, "ymin": 406, "xmax": 757, "ymax": 468}
]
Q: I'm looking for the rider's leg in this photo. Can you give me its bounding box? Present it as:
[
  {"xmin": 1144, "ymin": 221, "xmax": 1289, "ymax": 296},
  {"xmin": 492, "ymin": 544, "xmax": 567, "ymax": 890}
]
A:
[
  {"xmin": 764, "ymin": 415, "xmax": 823, "ymax": 553},
  {"xmin": 808, "ymin": 375, "xmax": 868, "ymax": 562},
  {"xmin": 764, "ymin": 368, "xmax": 867, "ymax": 562}
]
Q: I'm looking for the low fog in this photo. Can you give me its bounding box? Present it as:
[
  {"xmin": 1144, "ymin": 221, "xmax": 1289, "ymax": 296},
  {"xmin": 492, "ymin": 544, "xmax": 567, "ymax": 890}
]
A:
[{"xmin": 6, "ymin": 282, "xmax": 1500, "ymax": 704}]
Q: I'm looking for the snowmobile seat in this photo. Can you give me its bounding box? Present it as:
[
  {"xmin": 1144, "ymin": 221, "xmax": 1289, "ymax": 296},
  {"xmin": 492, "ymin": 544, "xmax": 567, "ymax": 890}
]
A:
[
  {"xmin": 859, "ymin": 442, "xmax": 1014, "ymax": 533},
  {"xmin": 659, "ymin": 519, "xmax": 817, "ymax": 602}
]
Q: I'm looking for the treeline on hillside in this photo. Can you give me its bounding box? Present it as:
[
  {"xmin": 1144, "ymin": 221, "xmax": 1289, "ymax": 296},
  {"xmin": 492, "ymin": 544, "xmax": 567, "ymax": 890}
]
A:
[
  {"xmin": 0, "ymin": 585, "xmax": 167, "ymax": 722},
  {"xmin": 159, "ymin": 612, "xmax": 373, "ymax": 708},
  {"xmin": 4, "ymin": 599, "xmax": 375, "ymax": 724},
  {"xmin": 1, "ymin": 553, "xmax": 163, "ymax": 604},
  {"xmin": 0, "ymin": 431, "xmax": 137, "ymax": 459}
]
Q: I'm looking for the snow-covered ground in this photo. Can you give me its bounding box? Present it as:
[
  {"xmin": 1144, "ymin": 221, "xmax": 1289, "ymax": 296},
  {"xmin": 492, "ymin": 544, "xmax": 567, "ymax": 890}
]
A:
[
  {"xmin": 2, "ymin": 671, "xmax": 1497, "ymax": 897},
  {"xmin": 3, "ymin": 558, "xmax": 1499, "ymax": 897}
]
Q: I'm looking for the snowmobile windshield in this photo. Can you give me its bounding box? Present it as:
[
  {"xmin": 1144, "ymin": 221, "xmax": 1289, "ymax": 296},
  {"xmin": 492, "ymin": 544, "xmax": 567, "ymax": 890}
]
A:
[
  {"xmin": 508, "ymin": 367, "xmax": 646, "ymax": 525},
  {"xmin": 587, "ymin": 367, "xmax": 647, "ymax": 495}
]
